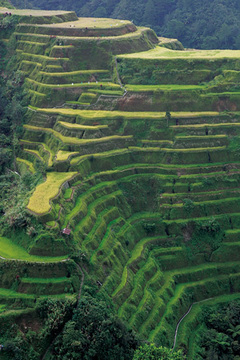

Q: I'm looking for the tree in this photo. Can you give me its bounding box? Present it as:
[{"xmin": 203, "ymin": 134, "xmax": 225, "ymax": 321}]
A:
[
  {"xmin": 133, "ymin": 343, "xmax": 186, "ymax": 360},
  {"xmin": 50, "ymin": 294, "xmax": 139, "ymax": 360}
]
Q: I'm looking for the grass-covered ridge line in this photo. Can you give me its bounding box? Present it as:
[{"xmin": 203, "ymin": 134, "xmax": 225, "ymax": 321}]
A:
[{"xmin": 27, "ymin": 172, "xmax": 77, "ymax": 214}]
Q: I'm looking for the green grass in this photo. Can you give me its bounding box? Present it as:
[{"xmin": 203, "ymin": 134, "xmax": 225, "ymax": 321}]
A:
[
  {"xmin": 161, "ymin": 146, "xmax": 226, "ymax": 152},
  {"xmin": 0, "ymin": 288, "xmax": 74, "ymax": 299},
  {"xmin": 63, "ymin": 181, "xmax": 117, "ymax": 226},
  {"xmin": 86, "ymin": 208, "xmax": 120, "ymax": 255},
  {"xmin": 112, "ymin": 236, "xmax": 165, "ymax": 297},
  {"xmin": 74, "ymin": 190, "xmax": 122, "ymax": 242},
  {"xmin": 126, "ymin": 84, "xmax": 205, "ymax": 92},
  {"xmin": 16, "ymin": 158, "xmax": 36, "ymax": 173},
  {"xmin": 39, "ymin": 70, "xmax": 109, "ymax": 77},
  {"xmin": 21, "ymin": 277, "xmax": 68, "ymax": 284},
  {"xmin": 27, "ymin": 171, "xmax": 77, "ymax": 214},
  {"xmin": 19, "ymin": 52, "xmax": 69, "ymax": 63},
  {"xmin": 171, "ymin": 122, "xmax": 240, "ymax": 129},
  {"xmin": 70, "ymin": 148, "xmax": 130, "ymax": 166},
  {"xmin": 41, "ymin": 143, "xmax": 55, "ymax": 167},
  {"xmin": 64, "ymin": 188, "xmax": 73, "ymax": 199},
  {"xmin": 118, "ymin": 46, "xmax": 240, "ymax": 59},
  {"xmin": 24, "ymin": 149, "xmax": 44, "ymax": 163},
  {"xmin": 20, "ymin": 140, "xmax": 55, "ymax": 167},
  {"xmin": 26, "ymin": 78, "xmax": 121, "ymax": 89},
  {"xmin": 0, "ymin": 237, "xmax": 67, "ymax": 262},
  {"xmin": 0, "ymin": 305, "xmax": 6, "ymax": 313}
]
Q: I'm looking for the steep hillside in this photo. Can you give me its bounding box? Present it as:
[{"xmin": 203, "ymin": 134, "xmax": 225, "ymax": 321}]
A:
[
  {"xmin": 1, "ymin": 7, "xmax": 240, "ymax": 359},
  {"xmin": 10, "ymin": 0, "xmax": 240, "ymax": 49}
]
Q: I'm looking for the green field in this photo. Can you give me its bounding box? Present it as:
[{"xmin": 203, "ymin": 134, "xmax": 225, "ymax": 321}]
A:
[
  {"xmin": 0, "ymin": 237, "xmax": 67, "ymax": 262},
  {"xmin": 119, "ymin": 46, "xmax": 240, "ymax": 59}
]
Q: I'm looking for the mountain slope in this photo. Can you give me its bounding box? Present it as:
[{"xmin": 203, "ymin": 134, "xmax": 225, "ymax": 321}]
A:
[{"xmin": 10, "ymin": 0, "xmax": 240, "ymax": 49}]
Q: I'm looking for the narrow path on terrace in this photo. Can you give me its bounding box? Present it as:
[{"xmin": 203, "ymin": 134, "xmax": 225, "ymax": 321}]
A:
[
  {"xmin": 172, "ymin": 297, "xmax": 214, "ymax": 350},
  {"xmin": 41, "ymin": 262, "xmax": 85, "ymax": 360}
]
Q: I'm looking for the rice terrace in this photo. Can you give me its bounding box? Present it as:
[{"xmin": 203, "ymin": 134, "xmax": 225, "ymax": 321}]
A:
[{"xmin": 1, "ymin": 3, "xmax": 240, "ymax": 359}]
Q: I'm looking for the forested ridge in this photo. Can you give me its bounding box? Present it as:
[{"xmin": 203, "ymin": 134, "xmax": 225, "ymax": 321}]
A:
[{"xmin": 10, "ymin": 0, "xmax": 240, "ymax": 49}]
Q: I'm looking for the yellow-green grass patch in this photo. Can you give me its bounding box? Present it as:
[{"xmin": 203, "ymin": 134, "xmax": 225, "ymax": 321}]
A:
[
  {"xmin": 28, "ymin": 89, "xmax": 46, "ymax": 97},
  {"xmin": 0, "ymin": 8, "xmax": 73, "ymax": 16},
  {"xmin": 118, "ymin": 46, "xmax": 240, "ymax": 59},
  {"xmin": 56, "ymin": 150, "xmax": 79, "ymax": 161},
  {"xmin": 30, "ymin": 107, "xmax": 220, "ymax": 120},
  {"xmin": 0, "ymin": 237, "xmax": 67, "ymax": 262},
  {"xmin": 37, "ymin": 17, "xmax": 131, "ymax": 29},
  {"xmin": 175, "ymin": 135, "xmax": 227, "ymax": 139},
  {"xmin": 27, "ymin": 171, "xmax": 77, "ymax": 214},
  {"xmin": 57, "ymin": 121, "xmax": 108, "ymax": 130},
  {"xmin": 141, "ymin": 140, "xmax": 173, "ymax": 144}
]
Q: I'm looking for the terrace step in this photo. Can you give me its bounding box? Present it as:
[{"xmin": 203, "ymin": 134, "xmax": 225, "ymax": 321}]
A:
[
  {"xmin": 16, "ymin": 157, "xmax": 36, "ymax": 174},
  {"xmin": 33, "ymin": 69, "xmax": 110, "ymax": 84},
  {"xmin": 19, "ymin": 60, "xmax": 42, "ymax": 74},
  {"xmin": 225, "ymin": 229, "xmax": 240, "ymax": 242},
  {"xmin": 82, "ymin": 207, "xmax": 121, "ymax": 253},
  {"xmin": 72, "ymin": 190, "xmax": 124, "ymax": 244},
  {"xmin": 63, "ymin": 181, "xmax": 119, "ymax": 227},
  {"xmin": 17, "ymin": 40, "xmax": 48, "ymax": 55},
  {"xmin": 15, "ymin": 32, "xmax": 53, "ymax": 43},
  {"xmin": 148, "ymin": 272, "xmax": 240, "ymax": 344},
  {"xmin": 16, "ymin": 19, "xmax": 137, "ymax": 38},
  {"xmin": 18, "ymin": 276, "xmax": 73, "ymax": 295},
  {"xmin": 23, "ymin": 124, "xmax": 133, "ymax": 152}
]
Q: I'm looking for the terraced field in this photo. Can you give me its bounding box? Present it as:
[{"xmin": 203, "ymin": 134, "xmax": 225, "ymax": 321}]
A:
[{"xmin": 2, "ymin": 7, "xmax": 240, "ymax": 358}]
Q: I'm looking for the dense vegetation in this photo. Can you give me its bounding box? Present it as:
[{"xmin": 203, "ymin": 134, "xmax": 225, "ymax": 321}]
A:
[
  {"xmin": 10, "ymin": 0, "xmax": 240, "ymax": 49},
  {"xmin": 1, "ymin": 5, "xmax": 240, "ymax": 360},
  {"xmin": 193, "ymin": 300, "xmax": 240, "ymax": 359}
]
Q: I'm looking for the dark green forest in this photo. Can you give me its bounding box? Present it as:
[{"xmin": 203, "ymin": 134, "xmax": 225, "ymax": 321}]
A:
[{"xmin": 9, "ymin": 0, "xmax": 240, "ymax": 49}]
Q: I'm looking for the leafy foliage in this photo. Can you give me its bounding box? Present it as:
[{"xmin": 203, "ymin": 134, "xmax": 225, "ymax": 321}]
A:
[
  {"xmin": 50, "ymin": 294, "xmax": 139, "ymax": 360},
  {"xmin": 185, "ymin": 219, "xmax": 224, "ymax": 260},
  {"xmin": 133, "ymin": 343, "xmax": 186, "ymax": 360},
  {"xmin": 195, "ymin": 300, "xmax": 240, "ymax": 359}
]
